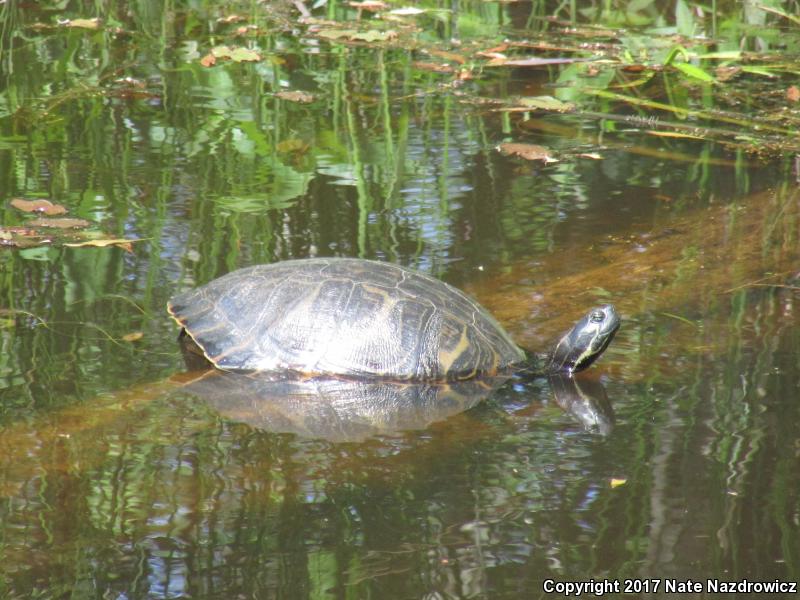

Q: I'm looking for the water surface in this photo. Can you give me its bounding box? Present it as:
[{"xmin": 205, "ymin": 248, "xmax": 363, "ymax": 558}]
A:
[{"xmin": 0, "ymin": 1, "xmax": 799, "ymax": 597}]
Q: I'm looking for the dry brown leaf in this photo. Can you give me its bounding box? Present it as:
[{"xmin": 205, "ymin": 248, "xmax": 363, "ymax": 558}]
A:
[
  {"xmin": 787, "ymin": 85, "xmax": 800, "ymax": 103},
  {"xmin": 11, "ymin": 199, "xmax": 67, "ymax": 215},
  {"xmin": 715, "ymin": 66, "xmax": 740, "ymax": 82},
  {"xmin": 217, "ymin": 14, "xmax": 246, "ymax": 23},
  {"xmin": 427, "ymin": 49, "xmax": 467, "ymax": 64},
  {"xmin": 412, "ymin": 61, "xmax": 455, "ymax": 74},
  {"xmin": 487, "ymin": 56, "xmax": 591, "ymax": 67},
  {"xmin": 275, "ymin": 90, "xmax": 315, "ymax": 103},
  {"xmin": 200, "ymin": 53, "xmax": 216, "ymax": 67},
  {"xmin": 479, "ymin": 42, "xmax": 509, "ymax": 55},
  {"xmin": 497, "ymin": 142, "xmax": 558, "ymax": 163},
  {"xmin": 477, "ymin": 52, "xmax": 507, "ymax": 61},
  {"xmin": 29, "ymin": 217, "xmax": 90, "ymax": 229}
]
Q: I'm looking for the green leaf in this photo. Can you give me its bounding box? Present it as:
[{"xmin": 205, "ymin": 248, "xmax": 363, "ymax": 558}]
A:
[
  {"xmin": 741, "ymin": 66, "xmax": 779, "ymax": 78},
  {"xmin": 674, "ymin": 62, "xmax": 715, "ymax": 82},
  {"xmin": 515, "ymin": 96, "xmax": 575, "ymax": 112},
  {"xmin": 229, "ymin": 47, "xmax": 261, "ymax": 62},
  {"xmin": 675, "ymin": 0, "xmax": 695, "ymax": 36}
]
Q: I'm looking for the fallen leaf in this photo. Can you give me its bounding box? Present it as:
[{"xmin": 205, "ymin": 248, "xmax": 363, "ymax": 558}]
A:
[
  {"xmin": 348, "ymin": 0, "xmax": 387, "ymax": 10},
  {"xmin": 11, "ymin": 199, "xmax": 67, "ymax": 215},
  {"xmin": 505, "ymin": 96, "xmax": 575, "ymax": 113},
  {"xmin": 787, "ymin": 85, "xmax": 800, "ymax": 103},
  {"xmin": 211, "ymin": 45, "xmax": 234, "ymax": 58},
  {"xmin": 350, "ymin": 29, "xmax": 397, "ymax": 42},
  {"xmin": 646, "ymin": 130, "xmax": 705, "ymax": 140},
  {"xmin": 478, "ymin": 52, "xmax": 507, "ymax": 61},
  {"xmin": 64, "ymin": 238, "xmax": 140, "ymax": 251},
  {"xmin": 63, "ymin": 18, "xmax": 102, "ymax": 30},
  {"xmin": 317, "ymin": 28, "xmax": 397, "ymax": 42},
  {"xmin": 576, "ymin": 152, "xmax": 603, "ymax": 160},
  {"xmin": 427, "ymin": 49, "xmax": 467, "ymax": 64},
  {"xmin": 621, "ymin": 64, "xmax": 648, "ymax": 73},
  {"xmin": 275, "ymin": 90, "xmax": 315, "ymax": 103},
  {"xmin": 205, "ymin": 45, "xmax": 261, "ymax": 63},
  {"xmin": 412, "ymin": 61, "xmax": 455, "ymax": 74},
  {"xmin": 610, "ymin": 478, "xmax": 627, "ymax": 488},
  {"xmin": 715, "ymin": 66, "xmax": 740, "ymax": 82},
  {"xmin": 317, "ymin": 29, "xmax": 356, "ymax": 40},
  {"xmin": 486, "ymin": 56, "xmax": 591, "ymax": 67},
  {"xmin": 497, "ymin": 142, "xmax": 558, "ymax": 163},
  {"xmin": 477, "ymin": 42, "xmax": 509, "ymax": 55},
  {"xmin": 217, "ymin": 14, "xmax": 246, "ymax": 23},
  {"xmin": 122, "ymin": 332, "xmax": 144, "ymax": 342},
  {"xmin": 388, "ymin": 7, "xmax": 425, "ymax": 15},
  {"xmin": 28, "ymin": 217, "xmax": 90, "ymax": 229},
  {"xmin": 276, "ymin": 139, "xmax": 310, "ymax": 153},
  {"xmin": 229, "ymin": 47, "xmax": 261, "ymax": 62}
]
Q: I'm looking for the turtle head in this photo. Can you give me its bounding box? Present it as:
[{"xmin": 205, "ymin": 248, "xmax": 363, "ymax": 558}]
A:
[{"xmin": 545, "ymin": 304, "xmax": 620, "ymax": 375}]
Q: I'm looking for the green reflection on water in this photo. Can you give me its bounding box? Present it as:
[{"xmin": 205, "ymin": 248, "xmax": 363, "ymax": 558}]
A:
[{"xmin": 0, "ymin": 0, "xmax": 799, "ymax": 597}]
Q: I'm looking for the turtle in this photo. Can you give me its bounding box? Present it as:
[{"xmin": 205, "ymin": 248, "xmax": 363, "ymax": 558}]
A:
[{"xmin": 167, "ymin": 257, "xmax": 620, "ymax": 381}]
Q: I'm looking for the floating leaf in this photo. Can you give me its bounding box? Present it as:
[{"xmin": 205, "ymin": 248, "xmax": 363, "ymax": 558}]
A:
[
  {"xmin": 122, "ymin": 332, "xmax": 144, "ymax": 342},
  {"xmin": 217, "ymin": 14, "xmax": 246, "ymax": 24},
  {"xmin": 64, "ymin": 238, "xmax": 140, "ymax": 251},
  {"xmin": 715, "ymin": 66, "xmax": 740, "ymax": 82},
  {"xmin": 389, "ymin": 7, "xmax": 425, "ymax": 15},
  {"xmin": 229, "ymin": 47, "xmax": 261, "ymax": 62},
  {"xmin": 276, "ymin": 139, "xmax": 310, "ymax": 154},
  {"xmin": 211, "ymin": 45, "xmax": 234, "ymax": 58},
  {"xmin": 610, "ymin": 478, "xmax": 627, "ymax": 488},
  {"xmin": 486, "ymin": 56, "xmax": 591, "ymax": 67},
  {"xmin": 497, "ymin": 143, "xmax": 558, "ymax": 163},
  {"xmin": 203, "ymin": 45, "xmax": 260, "ymax": 64},
  {"xmin": 350, "ymin": 29, "xmax": 398, "ymax": 42},
  {"xmin": 28, "ymin": 217, "xmax": 90, "ymax": 229},
  {"xmin": 275, "ymin": 90, "xmax": 315, "ymax": 103},
  {"xmin": 412, "ymin": 61, "xmax": 455, "ymax": 74},
  {"xmin": 348, "ymin": 0, "xmax": 387, "ymax": 10},
  {"xmin": 428, "ymin": 49, "xmax": 467, "ymax": 64},
  {"xmin": 11, "ymin": 199, "xmax": 67, "ymax": 215},
  {"xmin": 63, "ymin": 18, "xmax": 102, "ymax": 30},
  {"xmin": 317, "ymin": 28, "xmax": 397, "ymax": 42},
  {"xmin": 507, "ymin": 96, "xmax": 575, "ymax": 113},
  {"xmin": 646, "ymin": 131, "xmax": 704, "ymax": 140},
  {"xmin": 317, "ymin": 29, "xmax": 356, "ymax": 40}
]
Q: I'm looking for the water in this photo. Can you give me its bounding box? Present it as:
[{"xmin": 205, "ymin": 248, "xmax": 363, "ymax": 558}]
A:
[{"xmin": 1, "ymin": 1, "xmax": 799, "ymax": 597}]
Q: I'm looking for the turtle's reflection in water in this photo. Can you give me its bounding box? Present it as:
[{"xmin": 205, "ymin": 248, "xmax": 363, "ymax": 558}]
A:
[{"xmin": 180, "ymin": 371, "xmax": 614, "ymax": 442}]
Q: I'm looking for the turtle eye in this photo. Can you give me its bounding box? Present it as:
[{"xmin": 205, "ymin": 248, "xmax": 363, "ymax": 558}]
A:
[{"xmin": 590, "ymin": 309, "xmax": 605, "ymax": 323}]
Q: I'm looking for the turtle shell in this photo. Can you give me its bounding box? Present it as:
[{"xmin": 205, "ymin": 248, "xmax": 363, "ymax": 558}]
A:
[{"xmin": 167, "ymin": 258, "xmax": 526, "ymax": 381}]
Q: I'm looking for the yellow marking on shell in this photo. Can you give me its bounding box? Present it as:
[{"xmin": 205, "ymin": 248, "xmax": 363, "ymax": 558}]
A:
[{"xmin": 437, "ymin": 324, "xmax": 472, "ymax": 376}]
